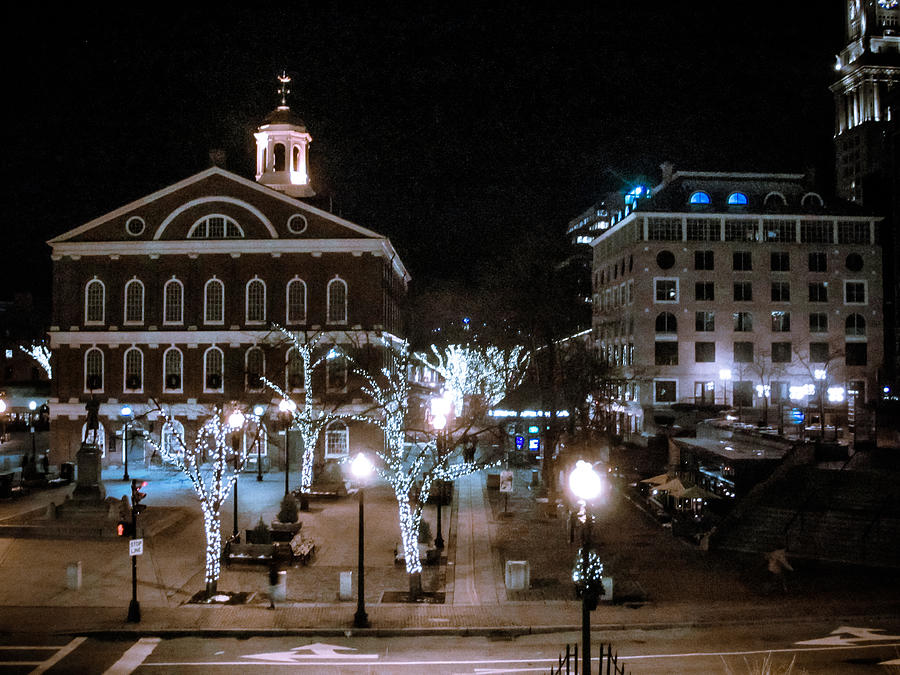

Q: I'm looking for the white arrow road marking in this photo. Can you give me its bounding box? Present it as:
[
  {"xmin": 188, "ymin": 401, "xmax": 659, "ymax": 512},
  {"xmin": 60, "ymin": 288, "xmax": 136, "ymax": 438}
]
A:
[
  {"xmin": 880, "ymin": 658, "xmax": 900, "ymax": 665},
  {"xmin": 795, "ymin": 626, "xmax": 900, "ymax": 646},
  {"xmin": 242, "ymin": 642, "xmax": 379, "ymax": 662}
]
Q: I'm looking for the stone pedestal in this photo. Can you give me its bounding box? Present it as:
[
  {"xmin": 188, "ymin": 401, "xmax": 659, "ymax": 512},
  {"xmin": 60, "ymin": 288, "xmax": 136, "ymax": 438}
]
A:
[{"xmin": 71, "ymin": 442, "xmax": 105, "ymax": 503}]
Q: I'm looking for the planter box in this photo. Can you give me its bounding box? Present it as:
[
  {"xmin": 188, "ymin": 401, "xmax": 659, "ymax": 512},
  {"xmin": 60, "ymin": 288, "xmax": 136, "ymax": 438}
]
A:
[
  {"xmin": 270, "ymin": 521, "xmax": 302, "ymax": 542},
  {"xmin": 225, "ymin": 543, "xmax": 275, "ymax": 565},
  {"xmin": 486, "ymin": 474, "xmax": 501, "ymax": 490}
]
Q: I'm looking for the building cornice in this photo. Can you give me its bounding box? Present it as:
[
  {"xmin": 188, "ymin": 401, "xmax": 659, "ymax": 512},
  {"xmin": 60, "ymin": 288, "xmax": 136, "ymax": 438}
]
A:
[{"xmin": 49, "ymin": 328, "xmax": 394, "ymax": 348}]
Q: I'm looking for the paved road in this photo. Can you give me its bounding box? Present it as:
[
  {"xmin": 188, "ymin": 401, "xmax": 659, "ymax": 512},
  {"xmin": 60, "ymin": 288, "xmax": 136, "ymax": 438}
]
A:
[{"xmin": 3, "ymin": 618, "xmax": 900, "ymax": 674}]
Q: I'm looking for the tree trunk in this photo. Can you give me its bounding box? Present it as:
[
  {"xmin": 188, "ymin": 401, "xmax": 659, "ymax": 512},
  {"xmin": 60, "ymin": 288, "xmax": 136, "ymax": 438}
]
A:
[
  {"xmin": 397, "ymin": 496, "xmax": 422, "ymax": 597},
  {"xmin": 204, "ymin": 508, "xmax": 222, "ymax": 598},
  {"xmin": 408, "ymin": 571, "xmax": 423, "ymax": 598},
  {"xmin": 301, "ymin": 440, "xmax": 315, "ymax": 493}
]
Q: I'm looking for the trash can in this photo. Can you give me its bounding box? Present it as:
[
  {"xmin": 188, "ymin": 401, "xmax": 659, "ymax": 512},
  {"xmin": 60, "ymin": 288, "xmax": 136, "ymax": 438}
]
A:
[
  {"xmin": 505, "ymin": 560, "xmax": 530, "ymax": 591},
  {"xmin": 60, "ymin": 463, "xmax": 75, "ymax": 483},
  {"xmin": 339, "ymin": 571, "xmax": 353, "ymax": 600},
  {"xmin": 66, "ymin": 561, "xmax": 82, "ymax": 590}
]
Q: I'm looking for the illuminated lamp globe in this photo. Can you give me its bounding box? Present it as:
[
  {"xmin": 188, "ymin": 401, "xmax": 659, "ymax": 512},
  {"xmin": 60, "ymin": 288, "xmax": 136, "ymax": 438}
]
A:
[
  {"xmin": 432, "ymin": 414, "xmax": 447, "ymax": 431},
  {"xmin": 351, "ymin": 452, "xmax": 373, "ymax": 480},
  {"xmin": 569, "ymin": 460, "xmax": 603, "ymax": 502},
  {"xmin": 253, "ymin": 405, "xmax": 265, "ymax": 417},
  {"xmin": 228, "ymin": 411, "xmax": 246, "ymax": 429},
  {"xmin": 278, "ymin": 398, "xmax": 297, "ymax": 414},
  {"xmin": 120, "ymin": 405, "xmax": 132, "ymax": 417},
  {"xmin": 431, "ymin": 396, "xmax": 451, "ymax": 418},
  {"xmin": 0, "ymin": 400, "xmax": 7, "ymax": 414},
  {"xmin": 29, "ymin": 401, "xmax": 38, "ymax": 412}
]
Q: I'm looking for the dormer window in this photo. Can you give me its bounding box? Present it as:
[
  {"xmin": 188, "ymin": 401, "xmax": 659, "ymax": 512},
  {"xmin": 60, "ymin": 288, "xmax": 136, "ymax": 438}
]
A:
[
  {"xmin": 727, "ymin": 192, "xmax": 749, "ymax": 206},
  {"xmin": 801, "ymin": 192, "xmax": 824, "ymax": 208},
  {"xmin": 188, "ymin": 215, "xmax": 244, "ymax": 239},
  {"xmin": 689, "ymin": 191, "xmax": 711, "ymax": 205}
]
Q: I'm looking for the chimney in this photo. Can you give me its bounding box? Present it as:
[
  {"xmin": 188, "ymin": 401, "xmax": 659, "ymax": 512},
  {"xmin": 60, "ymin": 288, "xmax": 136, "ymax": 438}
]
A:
[
  {"xmin": 209, "ymin": 149, "xmax": 227, "ymax": 168},
  {"xmin": 659, "ymin": 162, "xmax": 675, "ymax": 184}
]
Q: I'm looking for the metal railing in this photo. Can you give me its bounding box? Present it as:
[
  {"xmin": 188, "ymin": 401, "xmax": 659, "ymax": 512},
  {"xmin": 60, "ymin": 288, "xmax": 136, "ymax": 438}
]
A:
[{"xmin": 549, "ymin": 642, "xmax": 629, "ymax": 675}]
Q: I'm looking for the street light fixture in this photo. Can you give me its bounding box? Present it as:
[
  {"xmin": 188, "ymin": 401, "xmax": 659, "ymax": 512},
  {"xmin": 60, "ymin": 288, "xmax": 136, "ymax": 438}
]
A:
[
  {"xmin": 568, "ymin": 460, "xmax": 605, "ymax": 675},
  {"xmin": 351, "ymin": 452, "xmax": 373, "ymax": 628},
  {"xmin": 278, "ymin": 398, "xmax": 297, "ymax": 497},
  {"xmin": 120, "ymin": 405, "xmax": 133, "ymax": 481},
  {"xmin": 228, "ymin": 410, "xmax": 246, "ymax": 539},
  {"xmin": 429, "ymin": 392, "xmax": 453, "ymax": 550},
  {"xmin": 0, "ymin": 398, "xmax": 7, "ymax": 445},
  {"xmin": 254, "ymin": 405, "xmax": 265, "ymax": 482}
]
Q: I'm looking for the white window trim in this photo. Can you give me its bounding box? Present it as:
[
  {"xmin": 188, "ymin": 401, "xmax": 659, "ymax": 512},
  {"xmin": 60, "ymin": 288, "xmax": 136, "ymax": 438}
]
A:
[
  {"xmin": 203, "ymin": 346, "xmax": 225, "ymax": 393},
  {"xmin": 163, "ymin": 278, "xmax": 184, "ymax": 326},
  {"xmin": 653, "ymin": 379, "xmax": 678, "ymax": 404},
  {"xmin": 245, "ymin": 346, "xmax": 265, "ymax": 392},
  {"xmin": 123, "ymin": 278, "xmax": 145, "ymax": 325},
  {"xmin": 123, "ymin": 346, "xmax": 144, "ymax": 394},
  {"xmin": 84, "ymin": 347, "xmax": 104, "ymax": 394},
  {"xmin": 163, "ymin": 346, "xmax": 184, "ymax": 394},
  {"xmin": 286, "ymin": 277, "xmax": 307, "ymax": 325},
  {"xmin": 327, "ymin": 277, "xmax": 349, "ymax": 324},
  {"xmin": 653, "ymin": 277, "xmax": 679, "ymax": 304},
  {"xmin": 187, "ymin": 213, "xmax": 245, "ymax": 239},
  {"xmin": 285, "ymin": 347, "xmax": 306, "ymax": 393},
  {"xmin": 84, "ymin": 278, "xmax": 105, "ymax": 325},
  {"xmin": 245, "ymin": 276, "xmax": 267, "ymax": 325},
  {"xmin": 125, "ymin": 216, "xmax": 146, "ymax": 237},
  {"xmin": 204, "ymin": 278, "xmax": 225, "ymax": 325},
  {"xmin": 324, "ymin": 420, "xmax": 349, "ymax": 458},
  {"xmin": 843, "ymin": 279, "xmax": 868, "ymax": 305}
]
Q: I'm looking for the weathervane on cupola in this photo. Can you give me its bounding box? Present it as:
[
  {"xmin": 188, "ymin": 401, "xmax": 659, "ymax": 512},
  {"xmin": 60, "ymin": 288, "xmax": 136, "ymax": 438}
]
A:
[{"xmin": 254, "ymin": 70, "xmax": 315, "ymax": 198}]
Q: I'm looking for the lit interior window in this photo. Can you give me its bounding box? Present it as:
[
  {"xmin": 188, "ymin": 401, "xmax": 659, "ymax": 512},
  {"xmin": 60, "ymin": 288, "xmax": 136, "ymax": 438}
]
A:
[
  {"xmin": 727, "ymin": 192, "xmax": 749, "ymax": 206},
  {"xmin": 689, "ymin": 191, "xmax": 711, "ymax": 205}
]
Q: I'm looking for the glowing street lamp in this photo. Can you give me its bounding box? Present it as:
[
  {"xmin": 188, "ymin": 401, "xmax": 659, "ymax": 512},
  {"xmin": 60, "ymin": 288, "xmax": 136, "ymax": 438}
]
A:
[
  {"xmin": 120, "ymin": 406, "xmax": 133, "ymax": 481},
  {"xmin": 568, "ymin": 460, "xmax": 605, "ymax": 675},
  {"xmin": 429, "ymin": 391, "xmax": 454, "ymax": 550},
  {"xmin": 0, "ymin": 398, "xmax": 6, "ymax": 444},
  {"xmin": 254, "ymin": 405, "xmax": 265, "ymax": 481},
  {"xmin": 227, "ymin": 410, "xmax": 246, "ymax": 538},
  {"xmin": 351, "ymin": 452, "xmax": 374, "ymax": 628},
  {"xmin": 278, "ymin": 398, "xmax": 297, "ymax": 497}
]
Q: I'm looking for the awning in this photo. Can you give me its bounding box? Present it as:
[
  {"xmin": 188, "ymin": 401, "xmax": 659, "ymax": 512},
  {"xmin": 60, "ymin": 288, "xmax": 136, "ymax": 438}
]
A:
[
  {"xmin": 639, "ymin": 473, "xmax": 670, "ymax": 486},
  {"xmin": 678, "ymin": 485, "xmax": 720, "ymax": 501}
]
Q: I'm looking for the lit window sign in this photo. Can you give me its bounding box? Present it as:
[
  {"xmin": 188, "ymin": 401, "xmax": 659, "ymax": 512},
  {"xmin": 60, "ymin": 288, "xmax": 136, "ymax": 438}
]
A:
[
  {"xmin": 528, "ymin": 438, "xmax": 540, "ymax": 451},
  {"xmin": 515, "ymin": 436, "xmax": 525, "ymax": 450},
  {"xmin": 528, "ymin": 425, "xmax": 540, "ymax": 434}
]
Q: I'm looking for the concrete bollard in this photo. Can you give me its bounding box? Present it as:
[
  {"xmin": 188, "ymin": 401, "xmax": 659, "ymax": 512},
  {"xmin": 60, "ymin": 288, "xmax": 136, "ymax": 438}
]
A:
[
  {"xmin": 339, "ymin": 571, "xmax": 352, "ymax": 600},
  {"xmin": 66, "ymin": 561, "xmax": 82, "ymax": 590}
]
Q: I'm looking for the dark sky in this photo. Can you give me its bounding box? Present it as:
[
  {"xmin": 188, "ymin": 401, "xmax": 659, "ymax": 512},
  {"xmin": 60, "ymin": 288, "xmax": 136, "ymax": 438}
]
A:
[{"xmin": 2, "ymin": 4, "xmax": 845, "ymax": 305}]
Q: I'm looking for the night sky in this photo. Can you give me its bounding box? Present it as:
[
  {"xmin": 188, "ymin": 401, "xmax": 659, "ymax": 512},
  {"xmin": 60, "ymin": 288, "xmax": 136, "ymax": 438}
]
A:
[{"xmin": 2, "ymin": 4, "xmax": 845, "ymax": 307}]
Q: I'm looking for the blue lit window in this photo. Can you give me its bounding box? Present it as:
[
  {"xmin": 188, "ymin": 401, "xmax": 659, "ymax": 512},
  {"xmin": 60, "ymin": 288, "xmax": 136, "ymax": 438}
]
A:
[
  {"xmin": 689, "ymin": 191, "xmax": 711, "ymax": 205},
  {"xmin": 727, "ymin": 192, "xmax": 749, "ymax": 206}
]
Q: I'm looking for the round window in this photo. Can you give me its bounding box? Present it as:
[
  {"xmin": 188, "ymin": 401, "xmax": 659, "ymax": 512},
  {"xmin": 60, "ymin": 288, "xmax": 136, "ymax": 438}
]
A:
[
  {"xmin": 125, "ymin": 217, "xmax": 145, "ymax": 237},
  {"xmin": 656, "ymin": 250, "xmax": 675, "ymax": 270},
  {"xmin": 845, "ymin": 253, "xmax": 863, "ymax": 272},
  {"xmin": 287, "ymin": 214, "xmax": 308, "ymax": 234}
]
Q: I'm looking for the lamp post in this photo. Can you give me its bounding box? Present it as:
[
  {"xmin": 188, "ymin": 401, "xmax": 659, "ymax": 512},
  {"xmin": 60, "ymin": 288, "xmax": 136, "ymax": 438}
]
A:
[
  {"xmin": 254, "ymin": 405, "xmax": 265, "ymax": 482},
  {"xmin": 278, "ymin": 398, "xmax": 296, "ymax": 497},
  {"xmin": 228, "ymin": 410, "xmax": 246, "ymax": 539},
  {"xmin": 0, "ymin": 398, "xmax": 7, "ymax": 444},
  {"xmin": 569, "ymin": 460, "xmax": 604, "ymax": 675},
  {"xmin": 351, "ymin": 452, "xmax": 373, "ymax": 628},
  {"xmin": 719, "ymin": 369, "xmax": 731, "ymax": 408},
  {"xmin": 120, "ymin": 405, "xmax": 133, "ymax": 481},
  {"xmin": 429, "ymin": 392, "xmax": 454, "ymax": 550},
  {"xmin": 814, "ymin": 369, "xmax": 827, "ymax": 441}
]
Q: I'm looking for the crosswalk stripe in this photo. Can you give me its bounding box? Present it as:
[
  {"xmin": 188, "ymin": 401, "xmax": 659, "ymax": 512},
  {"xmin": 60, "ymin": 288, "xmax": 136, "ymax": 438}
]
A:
[
  {"xmin": 29, "ymin": 637, "xmax": 86, "ymax": 675},
  {"xmin": 103, "ymin": 637, "xmax": 162, "ymax": 675}
]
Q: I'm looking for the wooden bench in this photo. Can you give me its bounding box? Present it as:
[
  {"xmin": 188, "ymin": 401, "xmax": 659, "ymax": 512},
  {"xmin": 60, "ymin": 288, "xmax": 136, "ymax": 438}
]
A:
[{"xmin": 290, "ymin": 532, "xmax": 316, "ymax": 565}]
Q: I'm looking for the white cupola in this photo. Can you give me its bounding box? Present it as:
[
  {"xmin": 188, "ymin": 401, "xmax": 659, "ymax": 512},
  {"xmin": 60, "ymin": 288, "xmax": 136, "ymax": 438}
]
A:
[{"xmin": 254, "ymin": 72, "xmax": 315, "ymax": 198}]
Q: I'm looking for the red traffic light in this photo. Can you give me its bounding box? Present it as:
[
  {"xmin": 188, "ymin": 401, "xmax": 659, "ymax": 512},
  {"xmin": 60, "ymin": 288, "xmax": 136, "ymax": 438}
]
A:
[{"xmin": 116, "ymin": 520, "xmax": 134, "ymax": 537}]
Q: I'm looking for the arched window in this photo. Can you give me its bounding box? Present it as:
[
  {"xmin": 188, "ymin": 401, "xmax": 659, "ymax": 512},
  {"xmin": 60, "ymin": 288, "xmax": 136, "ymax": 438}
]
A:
[
  {"xmin": 123, "ymin": 347, "xmax": 143, "ymax": 392},
  {"xmin": 246, "ymin": 278, "xmax": 266, "ymax": 324},
  {"xmin": 286, "ymin": 347, "xmax": 304, "ymax": 391},
  {"xmin": 324, "ymin": 420, "xmax": 349, "ymax": 458},
  {"xmin": 655, "ymin": 312, "xmax": 677, "ymax": 333},
  {"xmin": 204, "ymin": 278, "xmax": 224, "ymax": 324},
  {"xmin": 845, "ymin": 314, "xmax": 866, "ymax": 337},
  {"xmin": 187, "ymin": 215, "xmax": 244, "ymax": 239},
  {"xmin": 85, "ymin": 347, "xmax": 104, "ymax": 392},
  {"xmin": 164, "ymin": 278, "xmax": 184, "ymax": 325},
  {"xmin": 327, "ymin": 277, "xmax": 348, "ymax": 324},
  {"xmin": 204, "ymin": 346, "xmax": 224, "ymax": 392},
  {"xmin": 801, "ymin": 192, "xmax": 824, "ymax": 208},
  {"xmin": 293, "ymin": 146, "xmax": 302, "ymax": 172},
  {"xmin": 246, "ymin": 346, "xmax": 264, "ymax": 391},
  {"xmin": 326, "ymin": 350, "xmax": 348, "ymax": 391},
  {"xmin": 82, "ymin": 420, "xmax": 106, "ymax": 457},
  {"xmin": 163, "ymin": 347, "xmax": 183, "ymax": 392},
  {"xmin": 161, "ymin": 419, "xmax": 185, "ymax": 459},
  {"xmin": 274, "ymin": 143, "xmax": 286, "ymax": 171},
  {"xmin": 286, "ymin": 278, "xmax": 307, "ymax": 324},
  {"xmin": 262, "ymin": 148, "xmax": 267, "ymax": 172},
  {"xmin": 764, "ymin": 192, "xmax": 787, "ymax": 208},
  {"xmin": 85, "ymin": 279, "xmax": 105, "ymax": 324},
  {"xmin": 123, "ymin": 278, "xmax": 144, "ymax": 324},
  {"xmin": 727, "ymin": 192, "xmax": 749, "ymax": 206},
  {"xmin": 689, "ymin": 191, "xmax": 711, "ymax": 205}
]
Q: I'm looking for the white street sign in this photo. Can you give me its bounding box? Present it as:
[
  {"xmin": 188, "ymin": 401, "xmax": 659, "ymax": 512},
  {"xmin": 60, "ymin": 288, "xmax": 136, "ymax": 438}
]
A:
[
  {"xmin": 243, "ymin": 643, "xmax": 379, "ymax": 662},
  {"xmin": 129, "ymin": 538, "xmax": 143, "ymax": 556}
]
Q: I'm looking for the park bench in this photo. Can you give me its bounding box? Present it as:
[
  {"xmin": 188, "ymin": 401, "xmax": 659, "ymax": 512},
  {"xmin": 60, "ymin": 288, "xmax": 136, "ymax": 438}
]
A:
[{"xmin": 290, "ymin": 531, "xmax": 316, "ymax": 565}]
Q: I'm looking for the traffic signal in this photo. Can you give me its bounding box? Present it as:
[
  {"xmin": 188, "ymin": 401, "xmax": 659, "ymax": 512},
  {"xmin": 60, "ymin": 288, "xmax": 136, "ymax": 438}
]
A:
[
  {"xmin": 117, "ymin": 520, "xmax": 135, "ymax": 537},
  {"xmin": 131, "ymin": 479, "xmax": 148, "ymax": 514}
]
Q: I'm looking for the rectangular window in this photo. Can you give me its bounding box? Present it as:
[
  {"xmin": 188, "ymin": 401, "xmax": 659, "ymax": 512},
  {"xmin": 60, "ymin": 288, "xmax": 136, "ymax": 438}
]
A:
[
  {"xmin": 654, "ymin": 278, "xmax": 679, "ymax": 303},
  {"xmin": 800, "ymin": 220, "xmax": 834, "ymax": 243},
  {"xmin": 695, "ymin": 342, "xmax": 716, "ymax": 362},
  {"xmin": 770, "ymin": 252, "xmax": 790, "ymax": 271},
  {"xmin": 846, "ymin": 342, "xmax": 868, "ymax": 366},
  {"xmin": 734, "ymin": 381, "xmax": 754, "ymax": 407},
  {"xmin": 808, "ymin": 252, "xmax": 827, "ymax": 272},
  {"xmin": 695, "ymin": 282, "xmax": 714, "ymax": 301},
  {"xmin": 844, "ymin": 281, "xmax": 867, "ymax": 304},
  {"xmin": 763, "ymin": 220, "xmax": 795, "ymax": 242},
  {"xmin": 770, "ymin": 381, "xmax": 788, "ymax": 404},
  {"xmin": 732, "ymin": 251, "xmax": 752, "ymax": 271},
  {"xmin": 838, "ymin": 221, "xmax": 870, "ymax": 244},
  {"xmin": 655, "ymin": 341, "xmax": 678, "ymax": 366},
  {"xmin": 647, "ymin": 217, "xmax": 682, "ymax": 241},
  {"xmin": 771, "ymin": 281, "xmax": 790, "ymax": 302},
  {"xmin": 810, "ymin": 342, "xmax": 830, "ymax": 363},
  {"xmin": 734, "ymin": 341, "xmax": 754, "ymax": 363},
  {"xmin": 694, "ymin": 250, "xmax": 714, "ymax": 270},
  {"xmin": 696, "ymin": 311, "xmax": 715, "ymax": 332},
  {"xmin": 734, "ymin": 282, "xmax": 752, "ymax": 302},
  {"xmin": 771, "ymin": 342, "xmax": 792, "ymax": 363},
  {"xmin": 627, "ymin": 279, "xmax": 634, "ymax": 304},
  {"xmin": 687, "ymin": 220, "xmax": 719, "ymax": 241},
  {"xmin": 725, "ymin": 220, "xmax": 758, "ymax": 242},
  {"xmin": 654, "ymin": 380, "xmax": 677, "ymax": 403},
  {"xmin": 733, "ymin": 312, "xmax": 753, "ymax": 332},
  {"xmin": 771, "ymin": 311, "xmax": 791, "ymax": 332},
  {"xmin": 809, "ymin": 312, "xmax": 828, "ymax": 333},
  {"xmin": 808, "ymin": 282, "xmax": 828, "ymax": 302}
]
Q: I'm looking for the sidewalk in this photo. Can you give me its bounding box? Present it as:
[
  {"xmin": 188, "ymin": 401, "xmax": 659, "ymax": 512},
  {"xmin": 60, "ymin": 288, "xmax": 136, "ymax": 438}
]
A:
[{"xmin": 0, "ymin": 463, "xmax": 897, "ymax": 636}]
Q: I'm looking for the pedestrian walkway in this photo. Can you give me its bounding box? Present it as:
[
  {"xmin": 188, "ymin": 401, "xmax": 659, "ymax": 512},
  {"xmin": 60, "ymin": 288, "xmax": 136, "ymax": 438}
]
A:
[{"xmin": 451, "ymin": 472, "xmax": 500, "ymax": 605}]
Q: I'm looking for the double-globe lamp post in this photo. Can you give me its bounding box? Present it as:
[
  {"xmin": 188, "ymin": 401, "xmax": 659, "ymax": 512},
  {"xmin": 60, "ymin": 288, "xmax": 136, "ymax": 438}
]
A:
[
  {"xmin": 569, "ymin": 460, "xmax": 604, "ymax": 675},
  {"xmin": 429, "ymin": 392, "xmax": 454, "ymax": 550},
  {"xmin": 278, "ymin": 398, "xmax": 297, "ymax": 497},
  {"xmin": 227, "ymin": 410, "xmax": 246, "ymax": 539},
  {"xmin": 351, "ymin": 452, "xmax": 374, "ymax": 628},
  {"xmin": 254, "ymin": 405, "xmax": 265, "ymax": 481},
  {"xmin": 120, "ymin": 405, "xmax": 133, "ymax": 481}
]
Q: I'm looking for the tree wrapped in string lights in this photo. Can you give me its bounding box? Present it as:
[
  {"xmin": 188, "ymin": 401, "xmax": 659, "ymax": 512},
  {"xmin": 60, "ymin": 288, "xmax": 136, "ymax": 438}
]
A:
[
  {"xmin": 146, "ymin": 406, "xmax": 261, "ymax": 598},
  {"xmin": 20, "ymin": 343, "xmax": 52, "ymax": 378},
  {"xmin": 263, "ymin": 325, "xmax": 337, "ymax": 500}
]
